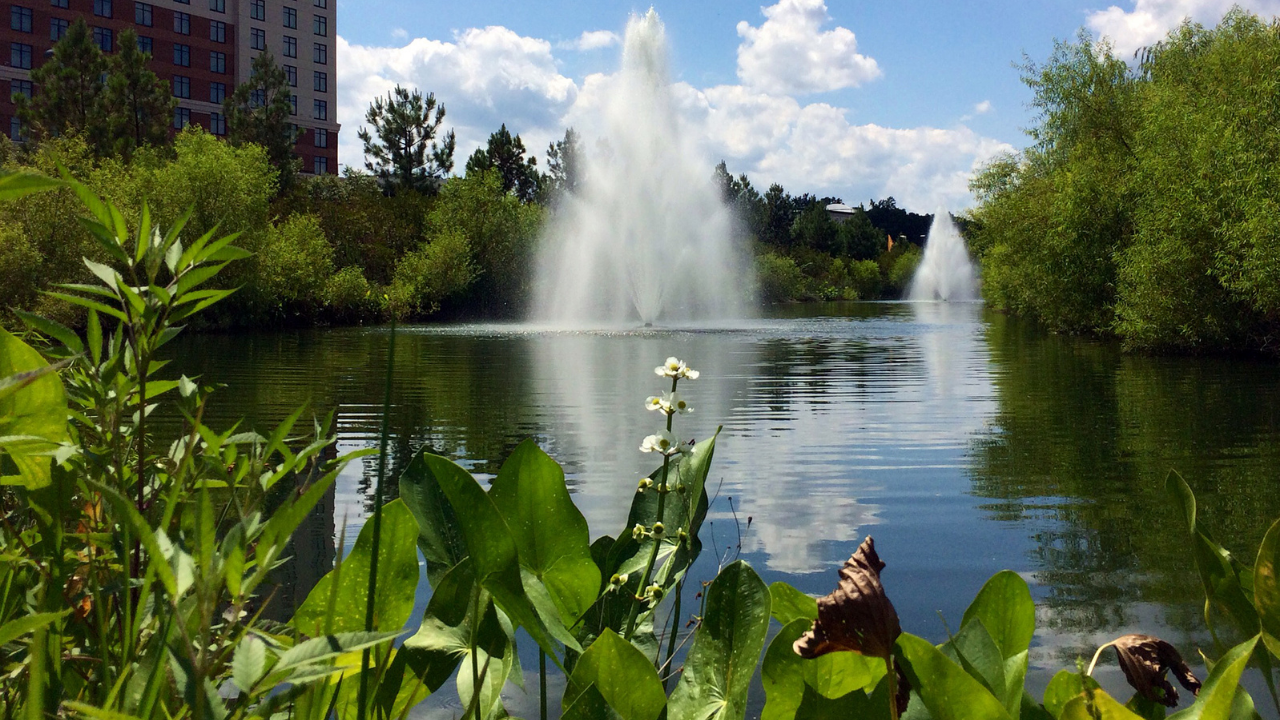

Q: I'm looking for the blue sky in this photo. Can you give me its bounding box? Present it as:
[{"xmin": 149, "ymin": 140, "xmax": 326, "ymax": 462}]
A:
[{"xmin": 332, "ymin": 0, "xmax": 1276, "ymax": 211}]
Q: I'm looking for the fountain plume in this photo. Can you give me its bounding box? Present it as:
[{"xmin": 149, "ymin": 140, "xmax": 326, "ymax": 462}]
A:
[
  {"xmin": 908, "ymin": 211, "xmax": 978, "ymax": 302},
  {"xmin": 531, "ymin": 10, "xmax": 754, "ymax": 326}
]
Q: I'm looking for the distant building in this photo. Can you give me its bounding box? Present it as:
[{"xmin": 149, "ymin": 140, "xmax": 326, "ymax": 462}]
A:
[
  {"xmin": 825, "ymin": 203, "xmax": 855, "ymax": 223},
  {"xmin": 0, "ymin": 0, "xmax": 338, "ymax": 174}
]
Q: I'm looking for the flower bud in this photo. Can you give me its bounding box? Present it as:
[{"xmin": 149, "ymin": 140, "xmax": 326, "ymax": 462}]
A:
[
  {"xmin": 652, "ymin": 522, "xmax": 666, "ymax": 539},
  {"xmin": 632, "ymin": 523, "xmax": 646, "ymax": 540}
]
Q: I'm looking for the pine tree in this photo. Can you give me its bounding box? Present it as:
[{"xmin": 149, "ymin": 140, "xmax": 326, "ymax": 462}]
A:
[
  {"xmin": 465, "ymin": 124, "xmax": 540, "ymax": 203},
  {"xmin": 14, "ymin": 18, "xmax": 108, "ymax": 145},
  {"xmin": 357, "ymin": 85, "xmax": 455, "ymax": 195},
  {"xmin": 225, "ymin": 52, "xmax": 299, "ymax": 192},
  {"xmin": 104, "ymin": 29, "xmax": 175, "ymax": 160},
  {"xmin": 542, "ymin": 127, "xmax": 582, "ymax": 201}
]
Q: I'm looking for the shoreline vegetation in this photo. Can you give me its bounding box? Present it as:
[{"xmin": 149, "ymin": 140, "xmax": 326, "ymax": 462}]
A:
[{"xmin": 967, "ymin": 10, "xmax": 1280, "ymax": 356}]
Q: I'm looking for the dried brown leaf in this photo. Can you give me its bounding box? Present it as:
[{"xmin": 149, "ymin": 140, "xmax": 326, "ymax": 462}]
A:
[
  {"xmin": 793, "ymin": 536, "xmax": 901, "ymax": 660},
  {"xmin": 1111, "ymin": 634, "xmax": 1201, "ymax": 707}
]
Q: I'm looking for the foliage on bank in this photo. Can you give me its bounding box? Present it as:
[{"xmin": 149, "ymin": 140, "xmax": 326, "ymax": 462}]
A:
[{"xmin": 968, "ymin": 10, "xmax": 1280, "ymax": 353}]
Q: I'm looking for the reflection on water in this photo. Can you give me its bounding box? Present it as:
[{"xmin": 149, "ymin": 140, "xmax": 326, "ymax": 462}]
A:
[{"xmin": 168, "ymin": 302, "xmax": 1280, "ymax": 713}]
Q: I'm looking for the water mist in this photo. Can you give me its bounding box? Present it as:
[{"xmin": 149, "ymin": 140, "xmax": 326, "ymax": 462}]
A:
[
  {"xmin": 908, "ymin": 211, "xmax": 978, "ymax": 302},
  {"xmin": 531, "ymin": 10, "xmax": 754, "ymax": 326}
]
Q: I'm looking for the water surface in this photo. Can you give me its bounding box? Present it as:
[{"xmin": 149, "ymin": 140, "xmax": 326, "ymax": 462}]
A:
[{"xmin": 171, "ymin": 302, "xmax": 1280, "ymax": 715}]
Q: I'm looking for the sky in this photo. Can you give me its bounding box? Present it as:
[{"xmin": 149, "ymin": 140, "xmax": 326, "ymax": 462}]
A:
[{"xmin": 331, "ymin": 0, "xmax": 1280, "ymax": 212}]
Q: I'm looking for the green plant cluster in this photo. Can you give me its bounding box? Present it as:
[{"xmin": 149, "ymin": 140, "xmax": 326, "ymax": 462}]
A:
[
  {"xmin": 3, "ymin": 171, "xmax": 1280, "ymax": 720},
  {"xmin": 968, "ymin": 10, "xmax": 1280, "ymax": 353}
]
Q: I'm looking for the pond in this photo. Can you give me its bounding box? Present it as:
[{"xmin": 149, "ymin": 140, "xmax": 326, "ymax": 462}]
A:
[{"xmin": 170, "ymin": 301, "xmax": 1280, "ymax": 717}]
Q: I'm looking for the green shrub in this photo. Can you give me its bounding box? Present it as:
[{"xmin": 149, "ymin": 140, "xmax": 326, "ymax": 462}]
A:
[
  {"xmin": 886, "ymin": 244, "xmax": 923, "ymax": 296},
  {"xmin": 323, "ymin": 265, "xmax": 385, "ymax": 324},
  {"xmin": 756, "ymin": 252, "xmax": 805, "ymax": 302},
  {"xmin": 388, "ymin": 228, "xmax": 475, "ymax": 319},
  {"xmin": 251, "ymin": 213, "xmax": 334, "ymax": 322},
  {"xmin": 848, "ymin": 258, "xmax": 882, "ymax": 299}
]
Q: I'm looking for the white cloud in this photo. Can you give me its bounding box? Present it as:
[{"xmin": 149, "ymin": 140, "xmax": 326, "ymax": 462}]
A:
[
  {"xmin": 735, "ymin": 0, "xmax": 881, "ymax": 94},
  {"xmin": 1086, "ymin": 0, "xmax": 1280, "ymax": 56},
  {"xmin": 390, "ymin": 27, "xmax": 407, "ymax": 40},
  {"xmin": 973, "ymin": 100, "xmax": 992, "ymax": 115},
  {"xmin": 567, "ymin": 30, "xmax": 620, "ymax": 51},
  {"xmin": 337, "ymin": 28, "xmax": 577, "ymax": 170}
]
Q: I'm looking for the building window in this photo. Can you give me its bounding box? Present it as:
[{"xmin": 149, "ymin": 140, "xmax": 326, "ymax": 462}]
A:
[
  {"xmin": 314, "ymin": 0, "xmax": 325, "ymax": 8},
  {"xmin": 136, "ymin": 35, "xmax": 151, "ymax": 53},
  {"xmin": 312, "ymin": 99, "xmax": 326, "ymax": 120},
  {"xmin": 210, "ymin": 111, "xmax": 226, "ymax": 135},
  {"xmin": 92, "ymin": 27, "xmax": 112, "ymax": 52},
  {"xmin": 172, "ymin": 75, "xmax": 190, "ymax": 98},
  {"xmin": 289, "ymin": 95, "xmax": 297, "ymax": 115},
  {"xmin": 50, "ymin": 0, "xmax": 68, "ymax": 8},
  {"xmin": 10, "ymin": 79, "xmax": 33, "ymax": 100},
  {"xmin": 133, "ymin": 2, "xmax": 151, "ymax": 25},
  {"xmin": 249, "ymin": 0, "xmax": 264, "ymax": 21},
  {"xmin": 314, "ymin": 156, "xmax": 328, "ymax": 174},
  {"xmin": 210, "ymin": 51, "xmax": 225, "ymax": 73},
  {"xmin": 173, "ymin": 106, "xmax": 190, "ymax": 129},
  {"xmin": 50, "ymin": 16, "xmax": 68, "ymax": 40},
  {"xmin": 249, "ymin": 88, "xmax": 264, "ymax": 107},
  {"xmin": 282, "ymin": 64, "xmax": 296, "ymax": 86},
  {"xmin": 172, "ymin": 11, "xmax": 188, "ymax": 34},
  {"xmin": 173, "ymin": 43, "xmax": 189, "ymax": 66},
  {"xmin": 209, "ymin": 19, "xmax": 225, "ymax": 42},
  {"xmin": 313, "ymin": 14, "xmax": 325, "ymax": 36},
  {"xmin": 283, "ymin": 35, "xmax": 296, "ymax": 57},
  {"xmin": 11, "ymin": 7, "xmax": 32, "ymax": 33},
  {"xmin": 93, "ymin": 0, "xmax": 111, "ymax": 17},
  {"xmin": 10, "ymin": 42, "xmax": 32, "ymax": 69},
  {"xmin": 282, "ymin": 6, "xmax": 295, "ymax": 28},
  {"xmin": 250, "ymin": 27, "xmax": 265, "ymax": 50},
  {"xmin": 10, "ymin": 117, "xmax": 25, "ymax": 142},
  {"xmin": 313, "ymin": 70, "xmax": 326, "ymax": 93},
  {"xmin": 209, "ymin": 81, "xmax": 225, "ymax": 103},
  {"xmin": 314, "ymin": 128, "xmax": 327, "ymax": 148},
  {"xmin": 312, "ymin": 42, "xmax": 326, "ymax": 64},
  {"xmin": 209, "ymin": 0, "xmax": 223, "ymax": 12},
  {"xmin": 173, "ymin": 0, "xmax": 188, "ymax": 5}
]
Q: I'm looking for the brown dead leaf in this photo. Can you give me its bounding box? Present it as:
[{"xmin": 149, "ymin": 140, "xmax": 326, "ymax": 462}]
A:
[
  {"xmin": 793, "ymin": 536, "xmax": 901, "ymax": 660},
  {"xmin": 1111, "ymin": 634, "xmax": 1201, "ymax": 707}
]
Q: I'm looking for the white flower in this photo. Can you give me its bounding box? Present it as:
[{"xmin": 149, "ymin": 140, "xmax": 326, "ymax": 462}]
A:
[
  {"xmin": 665, "ymin": 392, "xmax": 693, "ymax": 414},
  {"xmin": 681, "ymin": 367, "xmax": 700, "ymax": 380},
  {"xmin": 640, "ymin": 429, "xmax": 687, "ymax": 456},
  {"xmin": 656, "ymin": 357, "xmax": 685, "ymax": 378},
  {"xmin": 645, "ymin": 395, "xmax": 671, "ymax": 414}
]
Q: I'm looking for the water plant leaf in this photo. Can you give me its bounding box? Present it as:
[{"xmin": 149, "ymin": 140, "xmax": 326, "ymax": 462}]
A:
[
  {"xmin": 398, "ymin": 449, "xmax": 581, "ymax": 659},
  {"xmin": 563, "ymin": 629, "xmax": 666, "ymax": 720},
  {"xmin": 1059, "ymin": 690, "xmax": 1145, "ymax": 720},
  {"xmin": 669, "ymin": 560, "xmax": 771, "ymax": 720},
  {"xmin": 1167, "ymin": 635, "xmax": 1258, "ymax": 720},
  {"xmin": 941, "ymin": 619, "xmax": 1007, "ymax": 708},
  {"xmin": 0, "ymin": 170, "xmax": 61, "ymax": 200},
  {"xmin": 894, "ymin": 632, "xmax": 1013, "ymax": 720},
  {"xmin": 293, "ymin": 499, "xmax": 420, "ymax": 636},
  {"xmin": 231, "ymin": 635, "xmax": 267, "ymax": 694},
  {"xmin": 0, "ymin": 611, "xmax": 69, "ymax": 647},
  {"xmin": 769, "ymin": 582, "xmax": 818, "ymax": 625},
  {"xmin": 274, "ymin": 631, "xmax": 403, "ymax": 673},
  {"xmin": 795, "ymin": 537, "xmax": 901, "ymax": 660},
  {"xmin": 398, "ymin": 448, "xmax": 468, "ymax": 584},
  {"xmin": 1255, "ymin": 519, "xmax": 1280, "ymax": 659},
  {"xmin": 1043, "ymin": 670, "xmax": 1101, "ymax": 719},
  {"xmin": 761, "ymin": 619, "xmax": 883, "ymax": 720},
  {"xmin": 490, "ymin": 439, "xmax": 601, "ymax": 626},
  {"xmin": 1105, "ymin": 635, "xmax": 1200, "ymax": 708},
  {"xmin": 962, "ymin": 570, "xmax": 1035, "ymax": 661},
  {"xmin": 0, "ymin": 328, "xmax": 68, "ymax": 489}
]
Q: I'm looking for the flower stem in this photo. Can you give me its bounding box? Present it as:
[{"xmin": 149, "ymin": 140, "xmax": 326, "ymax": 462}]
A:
[
  {"xmin": 887, "ymin": 656, "xmax": 899, "ymax": 720},
  {"xmin": 539, "ymin": 649, "xmax": 548, "ymax": 720},
  {"xmin": 1085, "ymin": 642, "xmax": 1114, "ymax": 677},
  {"xmin": 624, "ymin": 377, "xmax": 679, "ymax": 640}
]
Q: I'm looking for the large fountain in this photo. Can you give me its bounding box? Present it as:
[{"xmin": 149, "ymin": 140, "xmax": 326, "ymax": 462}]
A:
[
  {"xmin": 908, "ymin": 210, "xmax": 978, "ymax": 301},
  {"xmin": 531, "ymin": 10, "xmax": 754, "ymax": 326}
]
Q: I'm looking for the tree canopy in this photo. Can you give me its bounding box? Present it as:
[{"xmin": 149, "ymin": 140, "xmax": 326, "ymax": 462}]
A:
[{"xmin": 357, "ymin": 85, "xmax": 456, "ymax": 195}]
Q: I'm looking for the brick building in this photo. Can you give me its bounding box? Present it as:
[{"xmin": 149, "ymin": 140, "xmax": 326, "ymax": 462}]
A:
[{"xmin": 0, "ymin": 0, "xmax": 337, "ymax": 174}]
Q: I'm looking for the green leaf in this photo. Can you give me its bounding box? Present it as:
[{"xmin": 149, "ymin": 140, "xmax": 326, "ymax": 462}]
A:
[
  {"xmin": 0, "ymin": 611, "xmax": 69, "ymax": 646},
  {"xmin": 490, "ymin": 440, "xmax": 601, "ymax": 626},
  {"xmin": 398, "ymin": 448, "xmax": 468, "ymax": 584},
  {"xmin": 0, "ymin": 170, "xmax": 61, "ymax": 201},
  {"xmin": 769, "ymin": 582, "xmax": 818, "ymax": 625},
  {"xmin": 231, "ymin": 635, "xmax": 267, "ymax": 693},
  {"xmin": 894, "ymin": 632, "xmax": 1013, "ymax": 720},
  {"xmin": 669, "ymin": 560, "xmax": 771, "ymax": 720},
  {"xmin": 293, "ymin": 499, "xmax": 420, "ymax": 635},
  {"xmin": 1043, "ymin": 670, "xmax": 1100, "ymax": 719},
  {"xmin": 761, "ymin": 619, "xmax": 883, "ymax": 720},
  {"xmin": 0, "ymin": 329, "xmax": 69, "ymax": 489},
  {"xmin": 274, "ymin": 631, "xmax": 402, "ymax": 673},
  {"xmin": 13, "ymin": 310, "xmax": 82, "ymax": 354},
  {"xmin": 1167, "ymin": 635, "xmax": 1258, "ymax": 720},
  {"xmin": 398, "ymin": 449, "xmax": 581, "ymax": 659},
  {"xmin": 962, "ymin": 571, "xmax": 1035, "ymax": 660},
  {"xmin": 564, "ymin": 629, "xmax": 666, "ymax": 720},
  {"xmin": 942, "ymin": 619, "xmax": 1007, "ymax": 709},
  {"xmin": 1254, "ymin": 519, "xmax": 1280, "ymax": 658},
  {"xmin": 1060, "ymin": 690, "xmax": 1145, "ymax": 720}
]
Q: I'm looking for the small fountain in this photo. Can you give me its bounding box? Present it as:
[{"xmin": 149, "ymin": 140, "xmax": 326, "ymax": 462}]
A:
[
  {"xmin": 908, "ymin": 210, "xmax": 978, "ymax": 301},
  {"xmin": 531, "ymin": 10, "xmax": 754, "ymax": 326}
]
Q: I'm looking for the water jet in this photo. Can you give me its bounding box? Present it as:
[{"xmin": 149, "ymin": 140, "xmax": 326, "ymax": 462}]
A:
[{"xmin": 908, "ymin": 210, "xmax": 978, "ymax": 302}]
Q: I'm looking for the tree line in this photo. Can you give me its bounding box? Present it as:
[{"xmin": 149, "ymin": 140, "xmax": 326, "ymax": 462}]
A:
[
  {"xmin": 967, "ymin": 9, "xmax": 1280, "ymax": 354},
  {"xmin": 1, "ymin": 23, "xmax": 935, "ymax": 331}
]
